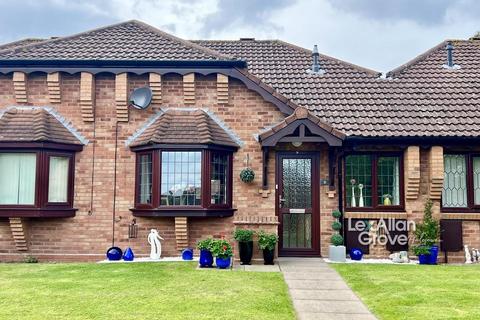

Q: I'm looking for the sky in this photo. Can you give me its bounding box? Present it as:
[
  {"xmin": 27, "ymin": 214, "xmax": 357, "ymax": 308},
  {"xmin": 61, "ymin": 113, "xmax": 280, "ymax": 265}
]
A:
[{"xmin": 0, "ymin": 0, "xmax": 479, "ymax": 72}]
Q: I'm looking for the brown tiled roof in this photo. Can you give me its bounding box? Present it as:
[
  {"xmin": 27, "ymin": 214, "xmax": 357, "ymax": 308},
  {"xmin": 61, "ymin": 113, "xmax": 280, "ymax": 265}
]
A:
[
  {"xmin": 0, "ymin": 38, "xmax": 47, "ymax": 52},
  {"xmin": 259, "ymin": 107, "xmax": 346, "ymax": 141},
  {"xmin": 0, "ymin": 20, "xmax": 235, "ymax": 62},
  {"xmin": 129, "ymin": 108, "xmax": 240, "ymax": 148},
  {"xmin": 195, "ymin": 38, "xmax": 480, "ymax": 138},
  {"xmin": 0, "ymin": 107, "xmax": 84, "ymax": 145}
]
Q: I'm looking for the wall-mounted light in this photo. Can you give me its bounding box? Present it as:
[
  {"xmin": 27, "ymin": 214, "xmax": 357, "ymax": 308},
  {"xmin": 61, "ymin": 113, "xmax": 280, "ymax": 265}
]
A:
[{"xmin": 292, "ymin": 141, "xmax": 302, "ymax": 147}]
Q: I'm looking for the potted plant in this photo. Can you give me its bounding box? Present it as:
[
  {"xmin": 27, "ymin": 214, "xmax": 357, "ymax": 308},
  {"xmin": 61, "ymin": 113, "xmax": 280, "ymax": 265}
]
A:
[
  {"xmin": 197, "ymin": 238, "xmax": 214, "ymax": 268},
  {"xmin": 210, "ymin": 239, "xmax": 233, "ymax": 269},
  {"xmin": 329, "ymin": 209, "xmax": 346, "ymax": 262},
  {"xmin": 233, "ymin": 229, "xmax": 255, "ymax": 265},
  {"xmin": 240, "ymin": 167, "xmax": 255, "ymax": 183},
  {"xmin": 258, "ymin": 231, "xmax": 278, "ymax": 265},
  {"xmin": 413, "ymin": 200, "xmax": 440, "ymax": 265}
]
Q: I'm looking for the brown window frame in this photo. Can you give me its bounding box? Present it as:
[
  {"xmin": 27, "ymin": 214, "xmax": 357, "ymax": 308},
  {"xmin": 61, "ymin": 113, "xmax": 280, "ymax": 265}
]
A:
[
  {"xmin": 0, "ymin": 147, "xmax": 77, "ymax": 218},
  {"xmin": 344, "ymin": 152, "xmax": 405, "ymax": 212},
  {"xmin": 441, "ymin": 152, "xmax": 480, "ymax": 212},
  {"xmin": 133, "ymin": 147, "xmax": 234, "ymax": 217}
]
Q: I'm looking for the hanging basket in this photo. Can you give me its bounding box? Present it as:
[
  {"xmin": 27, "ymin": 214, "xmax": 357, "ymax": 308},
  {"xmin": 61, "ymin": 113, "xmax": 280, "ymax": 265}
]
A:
[{"xmin": 240, "ymin": 167, "xmax": 255, "ymax": 183}]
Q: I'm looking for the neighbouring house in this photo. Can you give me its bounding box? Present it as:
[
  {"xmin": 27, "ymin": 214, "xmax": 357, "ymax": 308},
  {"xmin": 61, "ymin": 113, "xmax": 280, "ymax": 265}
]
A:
[{"xmin": 0, "ymin": 20, "xmax": 479, "ymax": 263}]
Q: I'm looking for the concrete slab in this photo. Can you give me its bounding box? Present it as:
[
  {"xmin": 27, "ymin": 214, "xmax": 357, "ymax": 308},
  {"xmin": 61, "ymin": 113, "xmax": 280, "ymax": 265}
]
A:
[
  {"xmin": 289, "ymin": 289, "xmax": 358, "ymax": 300},
  {"xmin": 244, "ymin": 264, "xmax": 280, "ymax": 272},
  {"xmin": 293, "ymin": 300, "xmax": 371, "ymax": 314},
  {"xmin": 298, "ymin": 312, "xmax": 377, "ymax": 320},
  {"xmin": 285, "ymin": 279, "xmax": 350, "ymax": 290},
  {"xmin": 282, "ymin": 271, "xmax": 341, "ymax": 280}
]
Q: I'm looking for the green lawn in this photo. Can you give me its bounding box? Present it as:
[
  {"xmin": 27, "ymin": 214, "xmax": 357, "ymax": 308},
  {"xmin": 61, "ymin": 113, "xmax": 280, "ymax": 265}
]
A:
[
  {"xmin": 0, "ymin": 262, "xmax": 294, "ymax": 320},
  {"xmin": 332, "ymin": 264, "xmax": 480, "ymax": 320}
]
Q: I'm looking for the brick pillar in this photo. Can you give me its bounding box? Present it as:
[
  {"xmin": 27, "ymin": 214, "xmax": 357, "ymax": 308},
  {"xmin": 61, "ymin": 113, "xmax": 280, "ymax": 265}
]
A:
[
  {"xmin": 13, "ymin": 71, "xmax": 27, "ymax": 104},
  {"xmin": 174, "ymin": 217, "xmax": 188, "ymax": 251},
  {"xmin": 183, "ymin": 73, "xmax": 195, "ymax": 105},
  {"xmin": 80, "ymin": 72, "xmax": 95, "ymax": 122},
  {"xmin": 115, "ymin": 73, "xmax": 129, "ymax": 122},
  {"xmin": 9, "ymin": 218, "xmax": 29, "ymax": 251},
  {"xmin": 429, "ymin": 146, "xmax": 444, "ymax": 200},
  {"xmin": 47, "ymin": 72, "xmax": 61, "ymax": 104},
  {"xmin": 149, "ymin": 73, "xmax": 162, "ymax": 104},
  {"xmin": 404, "ymin": 146, "xmax": 420, "ymax": 200},
  {"xmin": 217, "ymin": 73, "xmax": 229, "ymax": 104}
]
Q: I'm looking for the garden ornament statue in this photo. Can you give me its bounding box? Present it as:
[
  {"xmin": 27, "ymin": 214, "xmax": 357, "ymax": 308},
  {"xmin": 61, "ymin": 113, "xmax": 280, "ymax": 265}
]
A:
[
  {"xmin": 464, "ymin": 245, "xmax": 472, "ymax": 264},
  {"xmin": 148, "ymin": 229, "xmax": 164, "ymax": 260}
]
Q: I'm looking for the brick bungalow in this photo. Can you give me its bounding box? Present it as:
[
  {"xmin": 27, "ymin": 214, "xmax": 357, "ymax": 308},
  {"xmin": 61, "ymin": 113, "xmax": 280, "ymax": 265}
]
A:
[{"xmin": 0, "ymin": 20, "xmax": 478, "ymax": 262}]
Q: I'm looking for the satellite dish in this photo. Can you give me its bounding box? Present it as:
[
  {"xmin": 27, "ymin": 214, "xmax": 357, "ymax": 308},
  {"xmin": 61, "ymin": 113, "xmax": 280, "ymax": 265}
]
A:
[{"xmin": 129, "ymin": 86, "xmax": 153, "ymax": 110}]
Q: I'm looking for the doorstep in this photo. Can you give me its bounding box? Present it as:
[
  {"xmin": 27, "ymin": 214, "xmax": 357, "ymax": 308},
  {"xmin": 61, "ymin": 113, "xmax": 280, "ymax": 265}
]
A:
[{"xmin": 98, "ymin": 257, "xmax": 199, "ymax": 264}]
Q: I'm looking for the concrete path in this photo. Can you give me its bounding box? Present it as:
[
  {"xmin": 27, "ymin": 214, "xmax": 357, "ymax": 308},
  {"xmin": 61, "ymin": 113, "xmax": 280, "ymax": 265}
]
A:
[{"xmin": 278, "ymin": 257, "xmax": 377, "ymax": 320}]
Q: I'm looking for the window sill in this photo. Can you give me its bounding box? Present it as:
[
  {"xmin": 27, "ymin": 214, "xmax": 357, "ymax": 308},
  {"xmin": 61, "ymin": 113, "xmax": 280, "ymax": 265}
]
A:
[
  {"xmin": 130, "ymin": 207, "xmax": 236, "ymax": 218},
  {"xmin": 441, "ymin": 212, "xmax": 480, "ymax": 220},
  {"xmin": 344, "ymin": 211, "xmax": 407, "ymax": 219},
  {"xmin": 0, "ymin": 207, "xmax": 77, "ymax": 218}
]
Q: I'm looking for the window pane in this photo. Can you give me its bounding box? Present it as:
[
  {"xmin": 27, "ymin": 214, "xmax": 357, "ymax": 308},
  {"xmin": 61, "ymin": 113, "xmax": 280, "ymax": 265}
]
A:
[
  {"xmin": 0, "ymin": 153, "xmax": 36, "ymax": 205},
  {"xmin": 161, "ymin": 151, "xmax": 201, "ymax": 206},
  {"xmin": 345, "ymin": 155, "xmax": 372, "ymax": 208},
  {"xmin": 443, "ymin": 154, "xmax": 467, "ymax": 207},
  {"xmin": 377, "ymin": 157, "xmax": 400, "ymax": 206},
  {"xmin": 211, "ymin": 153, "xmax": 228, "ymax": 205},
  {"xmin": 474, "ymin": 157, "xmax": 480, "ymax": 205},
  {"xmin": 138, "ymin": 154, "xmax": 152, "ymax": 204},
  {"xmin": 48, "ymin": 156, "xmax": 69, "ymax": 202}
]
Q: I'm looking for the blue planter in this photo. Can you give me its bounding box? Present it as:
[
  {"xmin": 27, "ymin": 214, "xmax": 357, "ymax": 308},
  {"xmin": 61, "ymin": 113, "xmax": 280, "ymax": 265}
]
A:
[
  {"xmin": 122, "ymin": 247, "xmax": 134, "ymax": 261},
  {"xmin": 215, "ymin": 257, "xmax": 231, "ymax": 269},
  {"xmin": 106, "ymin": 246, "xmax": 123, "ymax": 261},
  {"xmin": 350, "ymin": 248, "xmax": 363, "ymax": 261},
  {"xmin": 428, "ymin": 245, "xmax": 439, "ymax": 265},
  {"xmin": 182, "ymin": 248, "xmax": 194, "ymax": 260},
  {"xmin": 199, "ymin": 249, "xmax": 213, "ymax": 268},
  {"xmin": 418, "ymin": 254, "xmax": 430, "ymax": 265}
]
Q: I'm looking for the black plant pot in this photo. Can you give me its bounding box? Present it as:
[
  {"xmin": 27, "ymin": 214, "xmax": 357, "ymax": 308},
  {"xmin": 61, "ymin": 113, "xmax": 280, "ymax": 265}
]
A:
[
  {"xmin": 263, "ymin": 248, "xmax": 275, "ymax": 265},
  {"xmin": 239, "ymin": 241, "xmax": 253, "ymax": 265}
]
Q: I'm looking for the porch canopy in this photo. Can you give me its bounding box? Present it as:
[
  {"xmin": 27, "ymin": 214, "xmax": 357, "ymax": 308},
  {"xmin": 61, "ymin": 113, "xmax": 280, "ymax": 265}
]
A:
[{"xmin": 258, "ymin": 107, "xmax": 345, "ymax": 189}]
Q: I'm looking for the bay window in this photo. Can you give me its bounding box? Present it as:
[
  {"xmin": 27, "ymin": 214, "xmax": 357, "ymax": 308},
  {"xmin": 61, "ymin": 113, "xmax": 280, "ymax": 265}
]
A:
[
  {"xmin": 345, "ymin": 154, "xmax": 403, "ymax": 210},
  {"xmin": 0, "ymin": 150, "xmax": 75, "ymax": 217},
  {"xmin": 133, "ymin": 148, "xmax": 233, "ymax": 217},
  {"xmin": 442, "ymin": 153, "xmax": 480, "ymax": 210}
]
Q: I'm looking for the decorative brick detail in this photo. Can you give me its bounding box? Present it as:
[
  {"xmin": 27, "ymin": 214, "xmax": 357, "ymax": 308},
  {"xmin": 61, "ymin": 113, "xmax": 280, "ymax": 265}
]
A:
[
  {"xmin": 404, "ymin": 146, "xmax": 420, "ymax": 200},
  {"xmin": 258, "ymin": 189, "xmax": 271, "ymax": 198},
  {"xmin": 429, "ymin": 146, "xmax": 444, "ymax": 200},
  {"xmin": 9, "ymin": 218, "xmax": 29, "ymax": 251},
  {"xmin": 13, "ymin": 71, "xmax": 27, "ymax": 103},
  {"xmin": 149, "ymin": 73, "xmax": 162, "ymax": 104},
  {"xmin": 80, "ymin": 72, "xmax": 95, "ymax": 122},
  {"xmin": 233, "ymin": 216, "xmax": 279, "ymax": 225},
  {"xmin": 47, "ymin": 72, "xmax": 61, "ymax": 104},
  {"xmin": 174, "ymin": 217, "xmax": 188, "ymax": 250},
  {"xmin": 183, "ymin": 73, "xmax": 195, "ymax": 105},
  {"xmin": 344, "ymin": 212, "xmax": 408, "ymax": 219},
  {"xmin": 115, "ymin": 73, "xmax": 129, "ymax": 122},
  {"xmin": 217, "ymin": 73, "xmax": 229, "ymax": 104}
]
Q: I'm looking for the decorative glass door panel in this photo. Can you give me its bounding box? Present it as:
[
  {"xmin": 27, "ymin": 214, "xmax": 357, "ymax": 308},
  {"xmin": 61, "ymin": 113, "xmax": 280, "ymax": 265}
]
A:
[{"xmin": 277, "ymin": 153, "xmax": 320, "ymax": 256}]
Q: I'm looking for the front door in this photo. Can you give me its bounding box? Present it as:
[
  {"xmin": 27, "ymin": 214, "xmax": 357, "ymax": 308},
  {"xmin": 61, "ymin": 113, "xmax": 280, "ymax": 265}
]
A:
[{"xmin": 277, "ymin": 152, "xmax": 320, "ymax": 256}]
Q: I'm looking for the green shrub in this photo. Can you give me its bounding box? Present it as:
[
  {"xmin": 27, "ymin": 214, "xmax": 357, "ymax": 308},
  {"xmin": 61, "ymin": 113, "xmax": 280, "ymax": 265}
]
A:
[
  {"xmin": 23, "ymin": 256, "xmax": 38, "ymax": 263},
  {"xmin": 331, "ymin": 234, "xmax": 344, "ymax": 246},
  {"xmin": 413, "ymin": 199, "xmax": 440, "ymax": 252},
  {"xmin": 332, "ymin": 210, "xmax": 342, "ymax": 219},
  {"xmin": 413, "ymin": 245, "xmax": 431, "ymax": 256},
  {"xmin": 210, "ymin": 239, "xmax": 233, "ymax": 259},
  {"xmin": 239, "ymin": 168, "xmax": 255, "ymax": 183},
  {"xmin": 233, "ymin": 229, "xmax": 254, "ymax": 242},
  {"xmin": 257, "ymin": 231, "xmax": 278, "ymax": 251},
  {"xmin": 196, "ymin": 238, "xmax": 214, "ymax": 251},
  {"xmin": 332, "ymin": 221, "xmax": 342, "ymax": 231}
]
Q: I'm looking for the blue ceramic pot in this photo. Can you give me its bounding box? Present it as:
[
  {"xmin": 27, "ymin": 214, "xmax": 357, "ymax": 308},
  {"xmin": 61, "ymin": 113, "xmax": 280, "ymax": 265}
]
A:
[
  {"xmin": 418, "ymin": 254, "xmax": 430, "ymax": 265},
  {"xmin": 199, "ymin": 249, "xmax": 213, "ymax": 268},
  {"xmin": 123, "ymin": 247, "xmax": 134, "ymax": 261},
  {"xmin": 350, "ymin": 248, "xmax": 363, "ymax": 261},
  {"xmin": 215, "ymin": 257, "xmax": 231, "ymax": 269},
  {"xmin": 106, "ymin": 247, "xmax": 123, "ymax": 261},
  {"xmin": 182, "ymin": 248, "xmax": 194, "ymax": 260},
  {"xmin": 428, "ymin": 245, "xmax": 439, "ymax": 265}
]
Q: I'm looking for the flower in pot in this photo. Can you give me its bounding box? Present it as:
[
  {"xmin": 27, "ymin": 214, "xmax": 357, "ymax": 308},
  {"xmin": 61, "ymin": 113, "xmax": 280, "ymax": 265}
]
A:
[
  {"xmin": 413, "ymin": 200, "xmax": 440, "ymax": 265},
  {"xmin": 210, "ymin": 239, "xmax": 233, "ymax": 269},
  {"xmin": 233, "ymin": 229, "xmax": 255, "ymax": 265},
  {"xmin": 257, "ymin": 231, "xmax": 278, "ymax": 265},
  {"xmin": 197, "ymin": 238, "xmax": 214, "ymax": 268},
  {"xmin": 240, "ymin": 167, "xmax": 255, "ymax": 183},
  {"xmin": 328, "ymin": 209, "xmax": 346, "ymax": 262}
]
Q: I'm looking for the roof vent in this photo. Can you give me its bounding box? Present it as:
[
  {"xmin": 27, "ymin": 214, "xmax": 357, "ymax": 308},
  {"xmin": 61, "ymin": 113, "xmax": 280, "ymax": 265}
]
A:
[
  {"xmin": 239, "ymin": 37, "xmax": 255, "ymax": 41},
  {"xmin": 307, "ymin": 45, "xmax": 325, "ymax": 75},
  {"xmin": 443, "ymin": 42, "xmax": 460, "ymax": 70}
]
